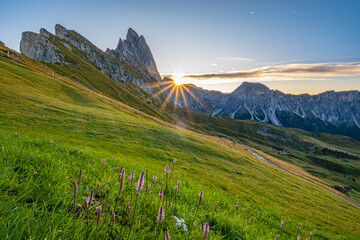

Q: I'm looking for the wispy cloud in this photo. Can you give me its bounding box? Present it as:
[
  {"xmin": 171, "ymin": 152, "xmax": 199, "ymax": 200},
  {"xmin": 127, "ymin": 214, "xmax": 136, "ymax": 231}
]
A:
[
  {"xmin": 218, "ymin": 56, "xmax": 254, "ymax": 62},
  {"xmin": 184, "ymin": 62, "xmax": 360, "ymax": 80}
]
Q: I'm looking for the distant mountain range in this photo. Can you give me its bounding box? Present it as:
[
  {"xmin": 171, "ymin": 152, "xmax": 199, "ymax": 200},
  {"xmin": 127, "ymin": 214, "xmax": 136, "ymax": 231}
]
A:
[
  {"xmin": 19, "ymin": 25, "xmax": 360, "ymax": 140},
  {"xmin": 164, "ymin": 79, "xmax": 360, "ymax": 140}
]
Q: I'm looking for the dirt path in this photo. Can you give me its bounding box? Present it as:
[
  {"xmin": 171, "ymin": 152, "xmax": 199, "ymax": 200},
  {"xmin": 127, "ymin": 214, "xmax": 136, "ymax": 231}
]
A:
[{"xmin": 237, "ymin": 143, "xmax": 360, "ymax": 208}]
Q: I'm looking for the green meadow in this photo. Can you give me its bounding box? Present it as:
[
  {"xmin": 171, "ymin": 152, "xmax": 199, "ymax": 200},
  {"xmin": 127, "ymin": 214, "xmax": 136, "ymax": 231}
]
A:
[{"xmin": 1, "ymin": 45, "xmax": 360, "ymax": 239}]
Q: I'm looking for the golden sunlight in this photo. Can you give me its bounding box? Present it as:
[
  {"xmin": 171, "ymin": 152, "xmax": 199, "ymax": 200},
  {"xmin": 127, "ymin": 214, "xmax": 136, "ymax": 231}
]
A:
[
  {"xmin": 172, "ymin": 75, "xmax": 187, "ymax": 85},
  {"xmin": 149, "ymin": 73, "xmax": 206, "ymax": 113}
]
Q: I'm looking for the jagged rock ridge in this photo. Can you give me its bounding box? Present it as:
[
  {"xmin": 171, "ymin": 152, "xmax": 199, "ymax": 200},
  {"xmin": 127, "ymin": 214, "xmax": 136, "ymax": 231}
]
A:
[
  {"xmin": 19, "ymin": 24, "xmax": 161, "ymax": 98},
  {"xmin": 165, "ymin": 81, "xmax": 360, "ymax": 140}
]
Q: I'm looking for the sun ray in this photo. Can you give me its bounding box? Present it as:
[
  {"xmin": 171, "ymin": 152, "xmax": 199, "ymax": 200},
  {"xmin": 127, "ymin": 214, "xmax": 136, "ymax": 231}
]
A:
[
  {"xmin": 182, "ymin": 84, "xmax": 208, "ymax": 111},
  {"xmin": 173, "ymin": 85, "xmax": 180, "ymax": 112},
  {"xmin": 160, "ymin": 84, "xmax": 177, "ymax": 111},
  {"xmin": 179, "ymin": 84, "xmax": 194, "ymax": 119},
  {"xmin": 151, "ymin": 83, "xmax": 174, "ymax": 99}
]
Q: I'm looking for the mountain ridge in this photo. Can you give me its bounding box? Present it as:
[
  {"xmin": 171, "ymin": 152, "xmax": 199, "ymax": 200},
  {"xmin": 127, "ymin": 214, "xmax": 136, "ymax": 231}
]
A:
[{"xmin": 165, "ymin": 80, "xmax": 360, "ymax": 140}]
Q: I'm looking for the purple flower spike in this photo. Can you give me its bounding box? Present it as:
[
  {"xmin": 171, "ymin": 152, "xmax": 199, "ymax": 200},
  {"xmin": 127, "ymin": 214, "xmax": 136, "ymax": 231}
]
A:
[
  {"xmin": 159, "ymin": 187, "xmax": 163, "ymax": 199},
  {"xmin": 174, "ymin": 186, "xmax": 178, "ymax": 195},
  {"xmin": 137, "ymin": 171, "xmax": 145, "ymax": 195},
  {"xmin": 96, "ymin": 205, "xmax": 102, "ymax": 224},
  {"xmin": 157, "ymin": 206, "xmax": 165, "ymax": 223},
  {"xmin": 153, "ymin": 176, "xmax": 157, "ymax": 185},
  {"xmin": 198, "ymin": 191, "xmax": 203, "ymax": 207},
  {"xmin": 165, "ymin": 165, "xmax": 170, "ymax": 177},
  {"xmin": 165, "ymin": 231, "xmax": 170, "ymax": 240},
  {"xmin": 203, "ymin": 222, "xmax": 210, "ymax": 239},
  {"xmin": 86, "ymin": 190, "xmax": 94, "ymax": 205},
  {"xmin": 281, "ymin": 220, "xmax": 285, "ymax": 230},
  {"xmin": 130, "ymin": 172, "xmax": 134, "ymax": 183}
]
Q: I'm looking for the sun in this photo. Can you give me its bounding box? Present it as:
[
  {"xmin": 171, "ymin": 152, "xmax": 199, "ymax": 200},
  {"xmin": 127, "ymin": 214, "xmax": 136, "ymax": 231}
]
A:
[{"xmin": 172, "ymin": 75, "xmax": 186, "ymax": 86}]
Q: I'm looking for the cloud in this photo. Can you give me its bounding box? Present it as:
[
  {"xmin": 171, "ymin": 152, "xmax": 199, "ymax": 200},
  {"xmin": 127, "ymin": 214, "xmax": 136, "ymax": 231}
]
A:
[
  {"xmin": 250, "ymin": 11, "xmax": 254, "ymax": 14},
  {"xmin": 218, "ymin": 56, "xmax": 254, "ymax": 62},
  {"xmin": 183, "ymin": 62, "xmax": 360, "ymax": 80}
]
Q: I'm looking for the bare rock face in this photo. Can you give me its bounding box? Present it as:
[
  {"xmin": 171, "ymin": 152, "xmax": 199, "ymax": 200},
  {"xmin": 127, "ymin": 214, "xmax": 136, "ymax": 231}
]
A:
[
  {"xmin": 55, "ymin": 24, "xmax": 68, "ymax": 38},
  {"xmin": 20, "ymin": 30, "xmax": 69, "ymax": 65},
  {"xmin": 106, "ymin": 28, "xmax": 161, "ymax": 81},
  {"xmin": 19, "ymin": 24, "xmax": 162, "ymax": 101}
]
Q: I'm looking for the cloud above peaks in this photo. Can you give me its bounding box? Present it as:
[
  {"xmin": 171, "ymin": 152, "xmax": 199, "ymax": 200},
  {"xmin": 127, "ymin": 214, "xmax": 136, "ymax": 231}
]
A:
[{"xmin": 184, "ymin": 62, "xmax": 360, "ymax": 81}]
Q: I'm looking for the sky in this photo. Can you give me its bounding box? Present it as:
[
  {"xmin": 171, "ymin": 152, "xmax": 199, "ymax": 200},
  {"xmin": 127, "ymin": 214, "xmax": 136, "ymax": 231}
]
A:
[{"xmin": 1, "ymin": 0, "xmax": 360, "ymax": 94}]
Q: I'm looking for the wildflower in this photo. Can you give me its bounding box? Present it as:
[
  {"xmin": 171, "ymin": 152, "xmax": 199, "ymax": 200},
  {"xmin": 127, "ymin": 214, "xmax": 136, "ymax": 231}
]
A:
[
  {"xmin": 153, "ymin": 176, "xmax": 157, "ymax": 185},
  {"xmin": 172, "ymin": 158, "xmax": 176, "ymax": 170},
  {"xmin": 137, "ymin": 171, "xmax": 145, "ymax": 195},
  {"xmin": 198, "ymin": 191, "xmax": 203, "ymax": 208},
  {"xmin": 130, "ymin": 172, "xmax": 135, "ymax": 183},
  {"xmin": 297, "ymin": 236, "xmax": 301, "ymax": 240},
  {"xmin": 173, "ymin": 216, "xmax": 187, "ymax": 231},
  {"xmin": 127, "ymin": 204, "xmax": 131, "ymax": 216},
  {"xmin": 112, "ymin": 155, "xmax": 114, "ymax": 159},
  {"xmin": 276, "ymin": 236, "xmax": 280, "ymax": 240},
  {"xmin": 117, "ymin": 167, "xmax": 120, "ymax": 171},
  {"xmin": 165, "ymin": 231, "xmax": 170, "ymax": 240},
  {"xmin": 281, "ymin": 220, "xmax": 285, "ymax": 230},
  {"xmin": 96, "ymin": 205, "xmax": 102, "ymax": 224},
  {"xmin": 202, "ymin": 222, "xmax": 210, "ymax": 239},
  {"xmin": 78, "ymin": 169, "xmax": 83, "ymax": 182},
  {"xmin": 310, "ymin": 231, "xmax": 313, "ymax": 240},
  {"xmin": 251, "ymin": 216, "xmax": 254, "ymax": 224},
  {"xmin": 34, "ymin": 171, "xmax": 37, "ymax": 175},
  {"xmin": 165, "ymin": 165, "xmax": 170, "ymax": 177},
  {"xmin": 182, "ymin": 172, "xmax": 185, "ymax": 176},
  {"xmin": 174, "ymin": 186, "xmax": 178, "ymax": 195},
  {"xmin": 297, "ymin": 223, "xmax": 301, "ymax": 236},
  {"xmin": 235, "ymin": 201, "xmax": 239, "ymax": 209},
  {"xmin": 86, "ymin": 190, "xmax": 94, "ymax": 205},
  {"xmin": 157, "ymin": 206, "xmax": 165, "ymax": 223},
  {"xmin": 118, "ymin": 171, "xmax": 125, "ymax": 197},
  {"xmin": 103, "ymin": 162, "xmax": 106, "ymax": 167},
  {"xmin": 215, "ymin": 204, "xmax": 218, "ymax": 213},
  {"xmin": 121, "ymin": 168, "xmax": 126, "ymax": 178},
  {"xmin": 177, "ymin": 180, "xmax": 181, "ymax": 188},
  {"xmin": 159, "ymin": 187, "xmax": 164, "ymax": 199}
]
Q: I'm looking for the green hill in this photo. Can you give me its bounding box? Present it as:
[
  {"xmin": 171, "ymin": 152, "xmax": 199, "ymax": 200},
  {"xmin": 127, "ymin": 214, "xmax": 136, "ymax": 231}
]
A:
[{"xmin": 1, "ymin": 44, "xmax": 360, "ymax": 239}]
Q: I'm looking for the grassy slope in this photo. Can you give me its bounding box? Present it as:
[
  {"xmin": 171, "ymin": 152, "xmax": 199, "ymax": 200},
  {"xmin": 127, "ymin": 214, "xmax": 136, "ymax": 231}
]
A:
[
  {"xmin": 178, "ymin": 109, "xmax": 360, "ymax": 203},
  {"xmin": 1, "ymin": 45, "xmax": 360, "ymax": 239}
]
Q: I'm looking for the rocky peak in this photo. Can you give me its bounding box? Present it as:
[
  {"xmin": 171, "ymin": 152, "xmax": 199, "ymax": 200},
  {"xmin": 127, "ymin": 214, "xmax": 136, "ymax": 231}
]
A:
[
  {"xmin": 20, "ymin": 28, "xmax": 70, "ymax": 65},
  {"xmin": 233, "ymin": 82, "xmax": 270, "ymax": 95},
  {"xmin": 107, "ymin": 28, "xmax": 160, "ymax": 81},
  {"xmin": 55, "ymin": 24, "xmax": 68, "ymax": 38}
]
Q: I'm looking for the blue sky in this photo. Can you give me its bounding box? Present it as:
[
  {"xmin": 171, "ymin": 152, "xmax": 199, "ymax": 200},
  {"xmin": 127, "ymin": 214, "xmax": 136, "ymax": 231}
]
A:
[{"xmin": 1, "ymin": 0, "xmax": 359, "ymax": 93}]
